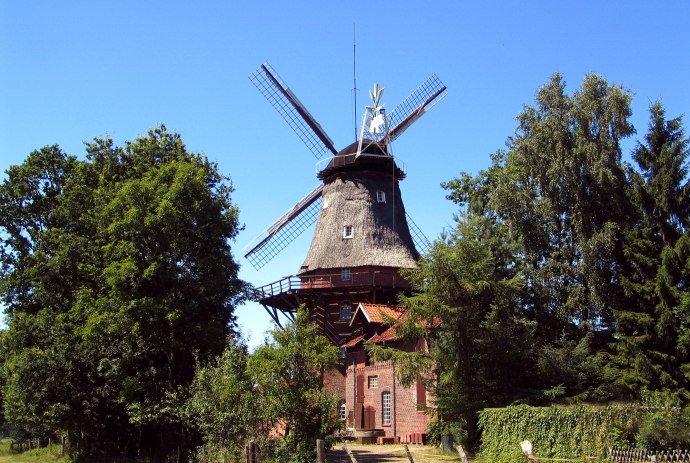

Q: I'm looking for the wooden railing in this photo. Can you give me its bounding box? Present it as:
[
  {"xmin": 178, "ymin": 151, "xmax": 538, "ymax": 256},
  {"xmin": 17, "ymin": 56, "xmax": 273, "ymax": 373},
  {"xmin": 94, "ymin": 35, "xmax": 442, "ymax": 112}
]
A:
[{"xmin": 252, "ymin": 270, "xmax": 406, "ymax": 301}]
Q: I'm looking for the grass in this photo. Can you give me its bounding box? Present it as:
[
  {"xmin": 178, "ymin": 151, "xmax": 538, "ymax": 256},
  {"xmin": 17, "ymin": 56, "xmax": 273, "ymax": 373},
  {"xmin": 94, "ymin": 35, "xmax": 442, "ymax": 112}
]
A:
[
  {"xmin": 330, "ymin": 443, "xmax": 464, "ymax": 463},
  {"xmin": 0, "ymin": 439, "xmax": 71, "ymax": 463}
]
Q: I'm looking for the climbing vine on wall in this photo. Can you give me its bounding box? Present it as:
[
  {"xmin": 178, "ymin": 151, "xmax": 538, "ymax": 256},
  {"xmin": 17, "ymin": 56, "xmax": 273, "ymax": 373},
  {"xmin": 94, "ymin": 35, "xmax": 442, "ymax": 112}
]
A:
[{"xmin": 478, "ymin": 405, "xmax": 640, "ymax": 463}]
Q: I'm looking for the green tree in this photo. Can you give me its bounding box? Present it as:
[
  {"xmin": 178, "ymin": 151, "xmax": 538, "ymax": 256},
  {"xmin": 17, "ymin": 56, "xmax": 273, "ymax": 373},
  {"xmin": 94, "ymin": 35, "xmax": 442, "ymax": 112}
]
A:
[
  {"xmin": 186, "ymin": 338, "xmax": 263, "ymax": 463},
  {"xmin": 0, "ymin": 126, "xmax": 245, "ymax": 461},
  {"xmin": 370, "ymin": 213, "xmax": 537, "ymax": 449},
  {"xmin": 445, "ymin": 74, "xmax": 637, "ymax": 402},
  {"xmin": 615, "ymin": 103, "xmax": 690, "ymax": 395},
  {"xmin": 247, "ymin": 308, "xmax": 342, "ymax": 463}
]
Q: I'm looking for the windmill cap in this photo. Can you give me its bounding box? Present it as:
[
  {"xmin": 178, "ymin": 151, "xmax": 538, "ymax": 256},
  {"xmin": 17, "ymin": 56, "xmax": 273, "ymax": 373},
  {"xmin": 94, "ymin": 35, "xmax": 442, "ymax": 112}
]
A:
[{"xmin": 316, "ymin": 139, "xmax": 405, "ymax": 180}]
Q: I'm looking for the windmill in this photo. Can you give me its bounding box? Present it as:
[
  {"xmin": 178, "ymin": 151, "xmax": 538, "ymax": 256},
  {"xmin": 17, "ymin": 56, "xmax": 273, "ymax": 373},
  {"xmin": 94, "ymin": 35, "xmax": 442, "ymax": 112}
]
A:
[{"xmin": 244, "ymin": 63, "xmax": 446, "ymax": 330}]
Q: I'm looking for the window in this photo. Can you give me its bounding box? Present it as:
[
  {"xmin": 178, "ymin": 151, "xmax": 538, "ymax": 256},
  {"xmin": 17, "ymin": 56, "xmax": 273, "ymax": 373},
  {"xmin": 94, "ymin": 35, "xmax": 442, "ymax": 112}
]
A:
[
  {"xmin": 376, "ymin": 190, "xmax": 386, "ymax": 203},
  {"xmin": 343, "ymin": 225, "xmax": 353, "ymax": 239},
  {"xmin": 340, "ymin": 301, "xmax": 352, "ymax": 320},
  {"xmin": 340, "ymin": 402, "xmax": 347, "ymax": 421},
  {"xmin": 341, "ymin": 267, "xmax": 352, "ymax": 281},
  {"xmin": 368, "ymin": 375, "xmax": 378, "ymax": 388},
  {"xmin": 339, "ymin": 347, "xmax": 346, "ymax": 359},
  {"xmin": 416, "ymin": 379, "xmax": 427, "ymax": 408},
  {"xmin": 382, "ymin": 391, "xmax": 391, "ymax": 425}
]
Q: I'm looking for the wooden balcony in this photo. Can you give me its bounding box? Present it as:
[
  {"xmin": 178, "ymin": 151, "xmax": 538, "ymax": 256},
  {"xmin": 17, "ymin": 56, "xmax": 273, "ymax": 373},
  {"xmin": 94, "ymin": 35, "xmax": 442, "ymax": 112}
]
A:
[{"xmin": 252, "ymin": 268, "xmax": 411, "ymax": 320}]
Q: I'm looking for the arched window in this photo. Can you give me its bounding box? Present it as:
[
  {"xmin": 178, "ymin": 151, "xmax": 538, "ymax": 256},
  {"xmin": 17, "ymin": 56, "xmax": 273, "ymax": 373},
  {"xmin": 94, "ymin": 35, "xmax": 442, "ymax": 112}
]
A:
[
  {"xmin": 382, "ymin": 391, "xmax": 391, "ymax": 425},
  {"xmin": 340, "ymin": 301, "xmax": 352, "ymax": 320}
]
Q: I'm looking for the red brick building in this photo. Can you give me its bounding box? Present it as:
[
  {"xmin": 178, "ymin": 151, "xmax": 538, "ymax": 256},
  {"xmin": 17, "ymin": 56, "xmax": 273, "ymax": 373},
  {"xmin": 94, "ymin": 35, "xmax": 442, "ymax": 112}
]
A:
[{"xmin": 341, "ymin": 303, "xmax": 431, "ymax": 440}]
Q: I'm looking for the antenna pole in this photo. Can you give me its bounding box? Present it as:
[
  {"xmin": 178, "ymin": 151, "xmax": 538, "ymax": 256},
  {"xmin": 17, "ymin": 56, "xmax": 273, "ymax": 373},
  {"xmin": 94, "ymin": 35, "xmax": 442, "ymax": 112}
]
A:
[{"xmin": 353, "ymin": 23, "xmax": 358, "ymax": 142}]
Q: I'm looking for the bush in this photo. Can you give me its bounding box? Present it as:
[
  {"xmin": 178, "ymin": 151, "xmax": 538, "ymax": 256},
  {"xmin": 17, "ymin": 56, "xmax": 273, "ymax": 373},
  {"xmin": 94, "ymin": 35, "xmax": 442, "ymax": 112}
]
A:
[{"xmin": 635, "ymin": 390, "xmax": 690, "ymax": 449}]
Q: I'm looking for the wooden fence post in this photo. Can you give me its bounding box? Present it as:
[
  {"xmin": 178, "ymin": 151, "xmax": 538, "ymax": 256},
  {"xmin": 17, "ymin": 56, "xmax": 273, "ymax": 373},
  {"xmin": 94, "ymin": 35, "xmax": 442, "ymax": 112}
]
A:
[
  {"xmin": 404, "ymin": 444, "xmax": 415, "ymax": 463},
  {"xmin": 456, "ymin": 445, "xmax": 470, "ymax": 463},
  {"xmin": 343, "ymin": 442, "xmax": 359, "ymax": 463},
  {"xmin": 316, "ymin": 439, "xmax": 325, "ymax": 463},
  {"xmin": 246, "ymin": 440, "xmax": 257, "ymax": 463}
]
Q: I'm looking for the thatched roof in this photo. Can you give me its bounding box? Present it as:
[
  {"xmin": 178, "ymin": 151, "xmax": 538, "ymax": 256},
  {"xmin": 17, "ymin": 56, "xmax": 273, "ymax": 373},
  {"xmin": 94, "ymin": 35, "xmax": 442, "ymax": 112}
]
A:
[{"xmin": 298, "ymin": 162, "xmax": 419, "ymax": 273}]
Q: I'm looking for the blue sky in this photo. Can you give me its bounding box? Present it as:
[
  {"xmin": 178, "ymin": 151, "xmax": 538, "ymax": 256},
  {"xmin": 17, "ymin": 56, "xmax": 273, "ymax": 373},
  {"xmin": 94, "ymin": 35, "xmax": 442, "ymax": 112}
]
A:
[{"xmin": 2, "ymin": 1, "xmax": 689, "ymax": 347}]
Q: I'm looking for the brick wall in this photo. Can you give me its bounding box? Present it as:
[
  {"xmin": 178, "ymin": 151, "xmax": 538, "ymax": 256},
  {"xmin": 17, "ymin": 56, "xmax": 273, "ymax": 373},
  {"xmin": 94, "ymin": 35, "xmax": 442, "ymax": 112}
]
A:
[{"xmin": 343, "ymin": 359, "xmax": 431, "ymax": 438}]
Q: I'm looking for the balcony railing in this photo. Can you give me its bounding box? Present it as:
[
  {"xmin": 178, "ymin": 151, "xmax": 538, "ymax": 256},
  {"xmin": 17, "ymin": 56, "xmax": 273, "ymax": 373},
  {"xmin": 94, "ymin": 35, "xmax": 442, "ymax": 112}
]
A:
[{"xmin": 252, "ymin": 270, "xmax": 406, "ymax": 301}]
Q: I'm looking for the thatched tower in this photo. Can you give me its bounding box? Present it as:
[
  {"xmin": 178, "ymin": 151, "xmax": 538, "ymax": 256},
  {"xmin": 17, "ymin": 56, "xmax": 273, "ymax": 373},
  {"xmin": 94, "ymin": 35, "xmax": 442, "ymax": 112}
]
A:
[{"xmin": 299, "ymin": 140, "xmax": 419, "ymax": 275}]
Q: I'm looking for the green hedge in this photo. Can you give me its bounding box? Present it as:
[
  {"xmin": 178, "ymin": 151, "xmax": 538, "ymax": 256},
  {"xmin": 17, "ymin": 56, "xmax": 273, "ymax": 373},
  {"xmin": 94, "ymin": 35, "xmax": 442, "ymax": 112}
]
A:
[{"xmin": 478, "ymin": 404, "xmax": 640, "ymax": 463}]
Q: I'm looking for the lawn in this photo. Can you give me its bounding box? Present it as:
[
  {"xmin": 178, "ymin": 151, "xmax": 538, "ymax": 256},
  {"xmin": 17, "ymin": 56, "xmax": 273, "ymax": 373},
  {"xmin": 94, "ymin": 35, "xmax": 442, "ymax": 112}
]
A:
[
  {"xmin": 0, "ymin": 439, "xmax": 70, "ymax": 463},
  {"xmin": 328, "ymin": 443, "xmax": 464, "ymax": 463}
]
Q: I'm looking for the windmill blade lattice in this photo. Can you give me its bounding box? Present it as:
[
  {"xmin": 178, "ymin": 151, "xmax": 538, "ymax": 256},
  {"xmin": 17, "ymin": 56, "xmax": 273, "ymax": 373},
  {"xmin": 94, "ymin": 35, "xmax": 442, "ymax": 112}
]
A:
[
  {"xmin": 387, "ymin": 75, "xmax": 447, "ymax": 142},
  {"xmin": 243, "ymin": 185, "xmax": 324, "ymax": 269},
  {"xmin": 406, "ymin": 212, "xmax": 433, "ymax": 255},
  {"xmin": 249, "ymin": 63, "xmax": 338, "ymax": 159}
]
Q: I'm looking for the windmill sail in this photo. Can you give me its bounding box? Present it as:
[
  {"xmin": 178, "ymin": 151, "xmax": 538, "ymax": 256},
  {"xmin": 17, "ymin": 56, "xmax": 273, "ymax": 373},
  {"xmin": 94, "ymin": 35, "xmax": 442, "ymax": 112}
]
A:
[
  {"xmin": 243, "ymin": 185, "xmax": 324, "ymax": 269},
  {"xmin": 249, "ymin": 63, "xmax": 338, "ymax": 159},
  {"xmin": 406, "ymin": 212, "xmax": 433, "ymax": 255},
  {"xmin": 387, "ymin": 75, "xmax": 447, "ymax": 142}
]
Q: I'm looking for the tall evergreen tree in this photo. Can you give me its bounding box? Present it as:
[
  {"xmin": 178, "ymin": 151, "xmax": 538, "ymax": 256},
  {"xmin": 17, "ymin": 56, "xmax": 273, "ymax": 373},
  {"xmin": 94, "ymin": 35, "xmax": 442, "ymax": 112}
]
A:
[{"xmin": 616, "ymin": 103, "xmax": 690, "ymax": 395}]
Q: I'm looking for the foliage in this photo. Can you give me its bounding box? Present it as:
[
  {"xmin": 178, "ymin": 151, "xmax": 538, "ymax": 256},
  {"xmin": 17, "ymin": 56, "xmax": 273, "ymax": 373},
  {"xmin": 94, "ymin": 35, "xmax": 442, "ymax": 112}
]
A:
[
  {"xmin": 615, "ymin": 102, "xmax": 690, "ymax": 397},
  {"xmin": 446, "ymin": 73, "xmax": 635, "ymax": 337},
  {"xmin": 478, "ymin": 405, "xmax": 641, "ymax": 463},
  {"xmin": 376, "ymin": 74, "xmax": 690, "ymax": 450},
  {"xmin": 369, "ymin": 212, "xmax": 538, "ymax": 449},
  {"xmin": 186, "ymin": 338, "xmax": 263, "ymax": 463},
  {"xmin": 441, "ymin": 73, "xmax": 642, "ymax": 404},
  {"xmin": 247, "ymin": 308, "xmax": 342, "ymax": 463},
  {"xmin": 0, "ymin": 126, "xmax": 246, "ymax": 461},
  {"xmin": 635, "ymin": 390, "xmax": 690, "ymax": 449},
  {"xmin": 0, "ymin": 438, "xmax": 72, "ymax": 463}
]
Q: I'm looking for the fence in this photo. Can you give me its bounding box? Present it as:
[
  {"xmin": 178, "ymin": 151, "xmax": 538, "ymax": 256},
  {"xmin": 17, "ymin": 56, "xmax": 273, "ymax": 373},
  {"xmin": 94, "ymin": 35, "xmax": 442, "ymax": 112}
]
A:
[{"xmin": 610, "ymin": 447, "xmax": 690, "ymax": 463}]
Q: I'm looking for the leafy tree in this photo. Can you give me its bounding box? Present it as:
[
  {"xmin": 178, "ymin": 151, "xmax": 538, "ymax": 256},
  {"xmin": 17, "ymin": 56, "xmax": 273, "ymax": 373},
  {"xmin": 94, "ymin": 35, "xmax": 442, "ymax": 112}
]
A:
[
  {"xmin": 247, "ymin": 308, "xmax": 342, "ymax": 463},
  {"xmin": 0, "ymin": 126, "xmax": 245, "ymax": 461},
  {"xmin": 186, "ymin": 338, "xmax": 263, "ymax": 463},
  {"xmin": 377, "ymin": 73, "xmax": 643, "ymax": 446},
  {"xmin": 445, "ymin": 74, "xmax": 638, "ymax": 401},
  {"xmin": 456, "ymin": 74, "xmax": 633, "ymax": 325}
]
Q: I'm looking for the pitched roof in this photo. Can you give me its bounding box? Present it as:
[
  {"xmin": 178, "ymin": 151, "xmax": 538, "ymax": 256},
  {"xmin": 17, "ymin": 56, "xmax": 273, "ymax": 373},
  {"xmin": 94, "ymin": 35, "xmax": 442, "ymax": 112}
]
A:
[
  {"xmin": 367, "ymin": 312, "xmax": 441, "ymax": 344},
  {"xmin": 342, "ymin": 334, "xmax": 365, "ymax": 348},
  {"xmin": 350, "ymin": 303, "xmax": 405, "ymax": 326},
  {"xmin": 368, "ymin": 324, "xmax": 401, "ymax": 344}
]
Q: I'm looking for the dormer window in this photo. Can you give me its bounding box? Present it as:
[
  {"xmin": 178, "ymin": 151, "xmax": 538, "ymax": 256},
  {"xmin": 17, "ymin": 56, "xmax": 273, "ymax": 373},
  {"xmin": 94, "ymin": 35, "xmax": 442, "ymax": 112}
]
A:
[
  {"xmin": 376, "ymin": 190, "xmax": 386, "ymax": 203},
  {"xmin": 341, "ymin": 267, "xmax": 352, "ymax": 281},
  {"xmin": 343, "ymin": 225, "xmax": 353, "ymax": 239}
]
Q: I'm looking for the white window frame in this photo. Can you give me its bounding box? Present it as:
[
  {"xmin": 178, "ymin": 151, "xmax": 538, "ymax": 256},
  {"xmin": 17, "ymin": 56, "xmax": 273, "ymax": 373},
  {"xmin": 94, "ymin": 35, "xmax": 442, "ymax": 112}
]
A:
[
  {"xmin": 376, "ymin": 190, "xmax": 386, "ymax": 203},
  {"xmin": 368, "ymin": 375, "xmax": 378, "ymax": 388},
  {"xmin": 340, "ymin": 402, "xmax": 347, "ymax": 421},
  {"xmin": 382, "ymin": 391, "xmax": 391, "ymax": 425},
  {"xmin": 341, "ymin": 267, "xmax": 352, "ymax": 281},
  {"xmin": 343, "ymin": 225, "xmax": 353, "ymax": 239},
  {"xmin": 340, "ymin": 301, "xmax": 352, "ymax": 320}
]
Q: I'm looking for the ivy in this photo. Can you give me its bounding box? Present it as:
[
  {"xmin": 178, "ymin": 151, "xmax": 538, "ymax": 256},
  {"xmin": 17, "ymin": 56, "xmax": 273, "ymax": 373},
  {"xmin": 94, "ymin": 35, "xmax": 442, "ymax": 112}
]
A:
[{"xmin": 478, "ymin": 405, "xmax": 641, "ymax": 463}]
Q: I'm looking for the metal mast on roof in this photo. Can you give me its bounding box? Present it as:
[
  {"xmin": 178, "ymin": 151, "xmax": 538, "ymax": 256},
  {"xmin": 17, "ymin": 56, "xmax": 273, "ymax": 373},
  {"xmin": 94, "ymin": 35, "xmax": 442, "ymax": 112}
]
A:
[{"xmin": 353, "ymin": 24, "xmax": 358, "ymax": 142}]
